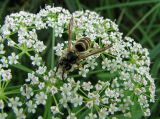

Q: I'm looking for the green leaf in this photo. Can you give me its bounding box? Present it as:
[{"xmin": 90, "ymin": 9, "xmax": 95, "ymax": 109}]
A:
[{"xmin": 11, "ymin": 64, "xmax": 33, "ymax": 73}]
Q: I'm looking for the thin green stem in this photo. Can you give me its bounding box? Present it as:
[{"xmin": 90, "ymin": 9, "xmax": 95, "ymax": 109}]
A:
[
  {"xmin": 75, "ymin": 106, "xmax": 86, "ymax": 115},
  {"xmin": 51, "ymin": 28, "xmax": 55, "ymax": 69},
  {"xmin": 78, "ymin": 88, "xmax": 88, "ymax": 98},
  {"xmin": 5, "ymin": 89, "xmax": 20, "ymax": 95}
]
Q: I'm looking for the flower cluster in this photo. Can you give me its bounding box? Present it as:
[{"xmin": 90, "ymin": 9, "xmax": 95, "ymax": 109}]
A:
[{"xmin": 0, "ymin": 5, "xmax": 155, "ymax": 119}]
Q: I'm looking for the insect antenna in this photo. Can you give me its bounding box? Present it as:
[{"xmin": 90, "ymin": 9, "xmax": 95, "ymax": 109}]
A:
[{"xmin": 68, "ymin": 16, "xmax": 74, "ymax": 52}]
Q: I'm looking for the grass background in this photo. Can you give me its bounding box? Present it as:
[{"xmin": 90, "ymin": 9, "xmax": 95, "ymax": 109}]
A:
[{"xmin": 0, "ymin": 0, "xmax": 160, "ymax": 118}]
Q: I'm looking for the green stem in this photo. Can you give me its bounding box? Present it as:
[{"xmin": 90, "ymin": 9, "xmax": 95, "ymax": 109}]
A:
[
  {"xmin": 75, "ymin": 106, "xmax": 86, "ymax": 115},
  {"xmin": 51, "ymin": 28, "xmax": 55, "ymax": 69},
  {"xmin": 53, "ymin": 95, "xmax": 63, "ymax": 115},
  {"xmin": 5, "ymin": 90, "xmax": 20, "ymax": 95},
  {"xmin": 78, "ymin": 88, "xmax": 88, "ymax": 98},
  {"xmin": 43, "ymin": 28, "xmax": 55, "ymax": 119}
]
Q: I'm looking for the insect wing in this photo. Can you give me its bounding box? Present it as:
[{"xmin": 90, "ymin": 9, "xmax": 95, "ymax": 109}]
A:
[{"xmin": 79, "ymin": 45, "xmax": 111, "ymax": 59}]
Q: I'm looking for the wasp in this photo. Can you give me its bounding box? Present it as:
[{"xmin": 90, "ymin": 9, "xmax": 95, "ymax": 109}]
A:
[{"xmin": 55, "ymin": 17, "xmax": 111, "ymax": 80}]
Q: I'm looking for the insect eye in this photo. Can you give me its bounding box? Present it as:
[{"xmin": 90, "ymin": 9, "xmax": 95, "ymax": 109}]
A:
[{"xmin": 75, "ymin": 44, "xmax": 85, "ymax": 52}]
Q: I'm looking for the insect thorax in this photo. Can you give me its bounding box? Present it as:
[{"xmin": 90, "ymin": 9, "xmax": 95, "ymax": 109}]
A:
[{"xmin": 60, "ymin": 51, "xmax": 78, "ymax": 71}]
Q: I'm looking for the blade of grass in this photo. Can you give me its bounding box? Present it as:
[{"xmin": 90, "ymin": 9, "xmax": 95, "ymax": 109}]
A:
[
  {"xmin": 124, "ymin": 10, "xmax": 154, "ymax": 48},
  {"xmin": 117, "ymin": 8, "xmax": 126, "ymax": 26},
  {"xmin": 117, "ymin": 0, "xmax": 130, "ymax": 25},
  {"xmin": 64, "ymin": 0, "xmax": 77, "ymax": 12},
  {"xmin": 149, "ymin": 43, "xmax": 160, "ymax": 60},
  {"xmin": 151, "ymin": 57, "xmax": 160, "ymax": 78},
  {"xmin": 141, "ymin": 27, "xmax": 160, "ymax": 45},
  {"xmin": 120, "ymin": 24, "xmax": 139, "ymax": 40},
  {"xmin": 95, "ymin": 0, "xmax": 160, "ymax": 11},
  {"xmin": 141, "ymin": 9, "xmax": 159, "ymax": 45},
  {"xmin": 104, "ymin": 0, "xmax": 114, "ymax": 19},
  {"xmin": 150, "ymin": 28, "xmax": 160, "ymax": 38},
  {"xmin": 43, "ymin": 28, "xmax": 55, "ymax": 119},
  {"xmin": 76, "ymin": 0, "xmax": 82, "ymax": 10},
  {"xmin": 146, "ymin": 9, "xmax": 159, "ymax": 33},
  {"xmin": 0, "ymin": 0, "xmax": 9, "ymax": 23},
  {"xmin": 127, "ymin": 3, "xmax": 160, "ymax": 36}
]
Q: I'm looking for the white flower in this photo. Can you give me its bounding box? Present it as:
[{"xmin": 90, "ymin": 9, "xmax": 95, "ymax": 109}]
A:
[
  {"xmin": 8, "ymin": 52, "xmax": 19, "ymax": 64},
  {"xmin": 25, "ymin": 73, "xmax": 39, "ymax": 84},
  {"xmin": 138, "ymin": 95, "xmax": 149, "ymax": 108},
  {"xmin": 36, "ymin": 66, "xmax": 47, "ymax": 74},
  {"xmin": 85, "ymin": 113, "xmax": 97, "ymax": 119},
  {"xmin": 33, "ymin": 41, "xmax": 46, "ymax": 52},
  {"xmin": 124, "ymin": 112, "xmax": 131, "ymax": 118},
  {"xmin": 1, "ymin": 56, "xmax": 8, "ymax": 67},
  {"xmin": 14, "ymin": 108, "xmax": 26, "ymax": 119},
  {"xmin": 101, "ymin": 98, "xmax": 109, "ymax": 104},
  {"xmin": 0, "ymin": 44, "xmax": 5, "ymax": 54},
  {"xmin": 7, "ymin": 40, "xmax": 16, "ymax": 47},
  {"xmin": 108, "ymin": 103, "xmax": 118, "ymax": 114},
  {"xmin": 8, "ymin": 97, "xmax": 22, "ymax": 110},
  {"xmin": 82, "ymin": 82, "xmax": 93, "ymax": 91},
  {"xmin": 144, "ymin": 108, "xmax": 151, "ymax": 116},
  {"xmin": 47, "ymin": 86, "xmax": 58, "ymax": 95},
  {"xmin": 30, "ymin": 54, "xmax": 42, "ymax": 66},
  {"xmin": 20, "ymin": 85, "xmax": 34, "ymax": 99},
  {"xmin": 86, "ymin": 58, "xmax": 98, "ymax": 70},
  {"xmin": 53, "ymin": 43, "xmax": 64, "ymax": 56},
  {"xmin": 86, "ymin": 101, "xmax": 93, "ymax": 108},
  {"xmin": 0, "ymin": 113, "xmax": 7, "ymax": 119},
  {"xmin": 79, "ymin": 65, "xmax": 89, "ymax": 77},
  {"xmin": 67, "ymin": 113, "xmax": 77, "ymax": 119},
  {"xmin": 71, "ymin": 95, "xmax": 83, "ymax": 107},
  {"xmin": 88, "ymin": 92, "xmax": 100, "ymax": 106},
  {"xmin": 26, "ymin": 100, "xmax": 37, "ymax": 113},
  {"xmin": 60, "ymin": 83, "xmax": 72, "ymax": 97},
  {"xmin": 98, "ymin": 108, "xmax": 109, "ymax": 119},
  {"xmin": 95, "ymin": 83, "xmax": 102, "ymax": 91},
  {"xmin": 101, "ymin": 58, "xmax": 111, "ymax": 70},
  {"xmin": 1, "ymin": 69, "xmax": 12, "ymax": 81},
  {"xmin": 38, "ymin": 116, "xmax": 43, "ymax": 119},
  {"xmin": 35, "ymin": 92, "xmax": 47, "ymax": 105},
  {"xmin": 38, "ymin": 82, "xmax": 45, "ymax": 90},
  {"xmin": 51, "ymin": 106, "xmax": 59, "ymax": 115}
]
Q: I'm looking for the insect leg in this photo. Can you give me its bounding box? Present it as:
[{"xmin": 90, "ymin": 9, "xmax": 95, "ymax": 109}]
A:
[
  {"xmin": 62, "ymin": 69, "xmax": 65, "ymax": 80},
  {"xmin": 54, "ymin": 62, "xmax": 60, "ymax": 76}
]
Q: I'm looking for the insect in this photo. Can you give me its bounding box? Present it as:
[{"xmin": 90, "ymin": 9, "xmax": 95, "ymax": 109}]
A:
[{"xmin": 55, "ymin": 17, "xmax": 111, "ymax": 80}]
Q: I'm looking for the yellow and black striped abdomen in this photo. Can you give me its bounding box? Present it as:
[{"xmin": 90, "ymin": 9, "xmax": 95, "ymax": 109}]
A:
[{"xmin": 75, "ymin": 37, "xmax": 91, "ymax": 52}]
